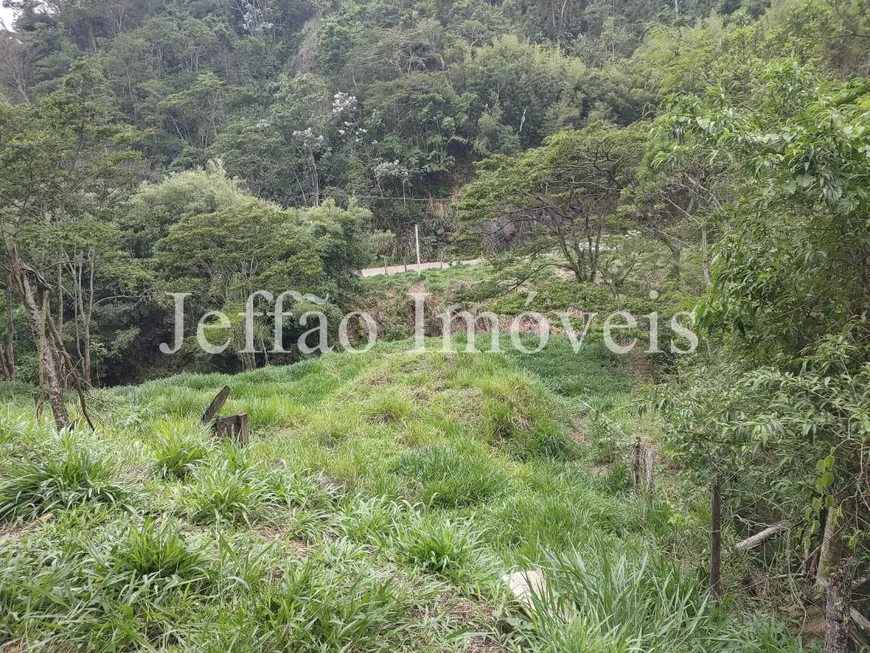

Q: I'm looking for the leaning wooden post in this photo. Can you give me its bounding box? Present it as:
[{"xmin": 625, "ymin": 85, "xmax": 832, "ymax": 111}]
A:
[
  {"xmin": 710, "ymin": 473, "xmax": 722, "ymax": 600},
  {"xmin": 202, "ymin": 385, "xmax": 231, "ymax": 425},
  {"xmin": 824, "ymin": 558, "xmax": 855, "ymax": 653}
]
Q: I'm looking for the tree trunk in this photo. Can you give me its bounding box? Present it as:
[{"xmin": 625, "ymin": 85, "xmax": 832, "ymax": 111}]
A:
[
  {"xmin": 0, "ymin": 271, "xmax": 13, "ymax": 381},
  {"xmin": 710, "ymin": 477, "xmax": 722, "ymax": 599},
  {"xmin": 664, "ymin": 238, "xmax": 681, "ymax": 281},
  {"xmin": 82, "ymin": 251, "xmax": 94, "ymax": 386},
  {"xmin": 5, "ymin": 269, "xmax": 13, "ymax": 380},
  {"xmin": 10, "ymin": 251, "xmax": 69, "ymax": 430},
  {"xmin": 701, "ymin": 227, "xmax": 712, "ymax": 288},
  {"xmin": 56, "ymin": 251, "xmax": 63, "ymax": 338},
  {"xmin": 824, "ymin": 558, "xmax": 855, "ymax": 653},
  {"xmin": 817, "ymin": 503, "xmax": 844, "ymax": 590}
]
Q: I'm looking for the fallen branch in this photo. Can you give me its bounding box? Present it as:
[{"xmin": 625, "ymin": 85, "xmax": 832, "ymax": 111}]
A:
[{"xmin": 735, "ymin": 522, "xmax": 789, "ymax": 551}]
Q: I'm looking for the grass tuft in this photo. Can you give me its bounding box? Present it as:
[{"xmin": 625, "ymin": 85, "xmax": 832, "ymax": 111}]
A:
[
  {"xmin": 151, "ymin": 421, "xmax": 211, "ymax": 479},
  {"xmin": 109, "ymin": 517, "xmax": 213, "ymax": 583},
  {"xmin": 0, "ymin": 439, "xmax": 127, "ymax": 521},
  {"xmin": 396, "ymin": 443, "xmax": 508, "ymax": 507},
  {"xmin": 389, "ymin": 512, "xmax": 480, "ymax": 584}
]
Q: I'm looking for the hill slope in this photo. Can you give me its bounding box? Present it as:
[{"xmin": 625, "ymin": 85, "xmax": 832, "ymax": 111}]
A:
[{"xmin": 0, "ymin": 341, "xmax": 804, "ymax": 651}]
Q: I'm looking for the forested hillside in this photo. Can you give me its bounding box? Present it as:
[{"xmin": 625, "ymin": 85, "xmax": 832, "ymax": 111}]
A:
[{"xmin": 0, "ymin": 0, "xmax": 867, "ymax": 385}]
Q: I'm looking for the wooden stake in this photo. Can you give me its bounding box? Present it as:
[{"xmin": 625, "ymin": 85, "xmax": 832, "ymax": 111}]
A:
[{"xmin": 630, "ymin": 438, "xmax": 641, "ymax": 489}]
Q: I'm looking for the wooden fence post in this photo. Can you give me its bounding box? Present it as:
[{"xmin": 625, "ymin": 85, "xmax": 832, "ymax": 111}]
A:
[
  {"xmin": 630, "ymin": 438, "xmax": 642, "ymax": 489},
  {"xmin": 711, "ymin": 475, "xmax": 722, "ymax": 600}
]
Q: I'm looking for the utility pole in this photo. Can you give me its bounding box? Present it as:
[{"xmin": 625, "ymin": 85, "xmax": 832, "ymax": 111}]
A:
[{"xmin": 415, "ymin": 224, "xmax": 422, "ymax": 274}]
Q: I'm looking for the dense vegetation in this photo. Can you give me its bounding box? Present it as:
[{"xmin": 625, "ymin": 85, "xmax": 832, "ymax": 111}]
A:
[{"xmin": 1, "ymin": 0, "xmax": 869, "ymax": 649}]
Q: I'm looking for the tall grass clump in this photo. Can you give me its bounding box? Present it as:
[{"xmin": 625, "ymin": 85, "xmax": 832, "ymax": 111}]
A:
[
  {"xmin": 480, "ymin": 375, "xmax": 574, "ymax": 460},
  {"xmin": 362, "ymin": 390, "xmax": 416, "ymax": 424},
  {"xmin": 255, "ymin": 556, "xmax": 417, "ymax": 652},
  {"xmin": 388, "ymin": 512, "xmax": 482, "ymax": 584},
  {"xmin": 531, "ymin": 544, "xmax": 714, "ymax": 651},
  {"xmin": 2, "ymin": 517, "xmax": 226, "ymax": 650},
  {"xmin": 177, "ymin": 449, "xmax": 327, "ymax": 525},
  {"xmin": 335, "ymin": 494, "xmax": 404, "ymax": 543},
  {"xmin": 107, "ymin": 517, "xmax": 213, "ymax": 583},
  {"xmin": 395, "ymin": 444, "xmax": 508, "ymax": 507},
  {"xmin": 176, "ymin": 463, "xmax": 271, "ymax": 525},
  {"xmin": 0, "ymin": 408, "xmax": 46, "ymax": 449},
  {"xmin": 150, "ymin": 421, "xmax": 211, "ymax": 479},
  {"xmin": 520, "ymin": 541, "xmax": 807, "ymax": 652},
  {"xmin": 0, "ymin": 439, "xmax": 127, "ymax": 521}
]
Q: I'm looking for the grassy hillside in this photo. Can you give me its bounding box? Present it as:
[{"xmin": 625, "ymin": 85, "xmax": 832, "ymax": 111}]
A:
[{"xmin": 0, "ymin": 340, "xmax": 807, "ymax": 651}]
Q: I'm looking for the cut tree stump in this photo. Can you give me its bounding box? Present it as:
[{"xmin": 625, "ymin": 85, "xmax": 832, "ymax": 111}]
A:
[
  {"xmin": 201, "ymin": 386, "xmax": 249, "ymax": 446},
  {"xmin": 214, "ymin": 413, "xmax": 249, "ymax": 446}
]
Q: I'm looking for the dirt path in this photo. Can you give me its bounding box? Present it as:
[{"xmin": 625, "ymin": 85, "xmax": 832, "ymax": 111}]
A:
[{"xmin": 360, "ymin": 259, "xmax": 483, "ymax": 278}]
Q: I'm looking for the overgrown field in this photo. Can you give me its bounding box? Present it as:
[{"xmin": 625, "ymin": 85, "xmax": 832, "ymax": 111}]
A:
[{"xmin": 1, "ymin": 339, "xmax": 809, "ymax": 651}]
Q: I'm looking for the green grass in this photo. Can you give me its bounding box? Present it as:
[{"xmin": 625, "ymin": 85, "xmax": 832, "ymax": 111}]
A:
[
  {"xmin": 0, "ymin": 435, "xmax": 129, "ymax": 521},
  {"xmin": 396, "ymin": 443, "xmax": 509, "ymax": 508},
  {"xmin": 0, "ymin": 338, "xmax": 810, "ymax": 652},
  {"xmin": 150, "ymin": 420, "xmax": 212, "ymax": 479}
]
